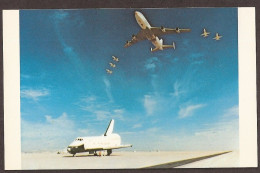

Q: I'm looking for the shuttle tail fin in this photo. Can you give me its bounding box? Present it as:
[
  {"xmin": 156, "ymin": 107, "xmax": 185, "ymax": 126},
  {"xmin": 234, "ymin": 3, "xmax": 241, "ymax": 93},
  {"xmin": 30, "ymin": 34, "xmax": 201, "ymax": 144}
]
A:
[{"xmin": 104, "ymin": 119, "xmax": 114, "ymax": 136}]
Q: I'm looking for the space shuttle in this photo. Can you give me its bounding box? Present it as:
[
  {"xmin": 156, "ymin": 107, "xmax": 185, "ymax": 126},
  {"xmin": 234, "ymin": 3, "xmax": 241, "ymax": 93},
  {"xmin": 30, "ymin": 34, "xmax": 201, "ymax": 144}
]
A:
[{"xmin": 67, "ymin": 119, "xmax": 132, "ymax": 156}]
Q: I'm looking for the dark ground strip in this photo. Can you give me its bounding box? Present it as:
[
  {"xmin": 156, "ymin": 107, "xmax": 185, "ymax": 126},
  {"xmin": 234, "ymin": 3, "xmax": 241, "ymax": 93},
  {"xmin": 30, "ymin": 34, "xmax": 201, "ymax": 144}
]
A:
[{"xmin": 142, "ymin": 151, "xmax": 232, "ymax": 169}]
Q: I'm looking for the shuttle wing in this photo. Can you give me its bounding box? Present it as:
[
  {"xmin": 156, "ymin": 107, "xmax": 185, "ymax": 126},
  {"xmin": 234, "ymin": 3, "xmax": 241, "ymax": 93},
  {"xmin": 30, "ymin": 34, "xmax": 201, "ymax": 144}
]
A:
[
  {"xmin": 104, "ymin": 144, "xmax": 133, "ymax": 150},
  {"xmin": 124, "ymin": 30, "xmax": 146, "ymax": 48},
  {"xmin": 150, "ymin": 27, "xmax": 191, "ymax": 37},
  {"xmin": 85, "ymin": 145, "xmax": 133, "ymax": 151}
]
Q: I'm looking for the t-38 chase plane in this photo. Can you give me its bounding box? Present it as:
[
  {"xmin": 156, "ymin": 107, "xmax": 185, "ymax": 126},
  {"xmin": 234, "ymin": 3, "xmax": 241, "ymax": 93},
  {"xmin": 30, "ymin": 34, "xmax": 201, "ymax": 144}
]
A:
[
  {"xmin": 124, "ymin": 11, "xmax": 191, "ymax": 52},
  {"xmin": 67, "ymin": 119, "xmax": 132, "ymax": 156}
]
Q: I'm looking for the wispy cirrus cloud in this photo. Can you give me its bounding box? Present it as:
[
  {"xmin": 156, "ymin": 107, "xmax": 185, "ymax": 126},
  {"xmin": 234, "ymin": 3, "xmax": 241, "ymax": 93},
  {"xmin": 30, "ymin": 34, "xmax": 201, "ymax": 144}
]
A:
[
  {"xmin": 170, "ymin": 81, "xmax": 185, "ymax": 97},
  {"xmin": 103, "ymin": 77, "xmax": 114, "ymax": 102},
  {"xmin": 52, "ymin": 11, "xmax": 86, "ymax": 77},
  {"xmin": 178, "ymin": 104, "xmax": 206, "ymax": 118},
  {"xmin": 190, "ymin": 53, "xmax": 205, "ymax": 65},
  {"xmin": 223, "ymin": 105, "xmax": 238, "ymax": 117},
  {"xmin": 133, "ymin": 123, "xmax": 142, "ymax": 129},
  {"xmin": 143, "ymin": 95, "xmax": 157, "ymax": 116},
  {"xmin": 144, "ymin": 57, "xmax": 161, "ymax": 72},
  {"xmin": 21, "ymin": 89, "xmax": 49, "ymax": 101},
  {"xmin": 123, "ymin": 108, "xmax": 238, "ymax": 151},
  {"xmin": 79, "ymin": 95, "xmax": 124, "ymax": 121}
]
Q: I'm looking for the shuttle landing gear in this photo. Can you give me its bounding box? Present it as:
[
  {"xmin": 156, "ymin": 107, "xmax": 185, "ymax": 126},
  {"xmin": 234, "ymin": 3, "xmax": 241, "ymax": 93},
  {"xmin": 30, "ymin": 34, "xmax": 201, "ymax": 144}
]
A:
[
  {"xmin": 107, "ymin": 149, "xmax": 112, "ymax": 156},
  {"xmin": 72, "ymin": 153, "xmax": 76, "ymax": 157},
  {"xmin": 94, "ymin": 151, "xmax": 98, "ymax": 156}
]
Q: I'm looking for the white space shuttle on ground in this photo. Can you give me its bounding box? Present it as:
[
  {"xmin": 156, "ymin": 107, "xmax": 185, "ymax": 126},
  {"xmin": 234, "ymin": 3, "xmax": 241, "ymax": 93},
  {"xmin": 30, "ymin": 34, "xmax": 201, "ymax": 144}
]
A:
[
  {"xmin": 67, "ymin": 119, "xmax": 132, "ymax": 156},
  {"xmin": 125, "ymin": 11, "xmax": 190, "ymax": 52}
]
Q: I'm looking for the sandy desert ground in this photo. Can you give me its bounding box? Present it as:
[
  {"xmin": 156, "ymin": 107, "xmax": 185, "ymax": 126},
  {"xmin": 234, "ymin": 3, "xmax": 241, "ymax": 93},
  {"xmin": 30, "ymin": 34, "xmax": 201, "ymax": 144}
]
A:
[{"xmin": 21, "ymin": 150, "xmax": 239, "ymax": 169}]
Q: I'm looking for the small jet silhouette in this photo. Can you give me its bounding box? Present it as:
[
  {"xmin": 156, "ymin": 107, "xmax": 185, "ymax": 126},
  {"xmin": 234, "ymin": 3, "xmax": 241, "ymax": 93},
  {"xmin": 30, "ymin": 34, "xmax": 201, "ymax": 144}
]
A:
[
  {"xmin": 201, "ymin": 28, "xmax": 210, "ymax": 37},
  {"xmin": 106, "ymin": 69, "xmax": 113, "ymax": 74},
  {"xmin": 112, "ymin": 56, "xmax": 119, "ymax": 62},
  {"xmin": 109, "ymin": 62, "xmax": 116, "ymax": 68},
  {"xmin": 213, "ymin": 33, "xmax": 222, "ymax": 40}
]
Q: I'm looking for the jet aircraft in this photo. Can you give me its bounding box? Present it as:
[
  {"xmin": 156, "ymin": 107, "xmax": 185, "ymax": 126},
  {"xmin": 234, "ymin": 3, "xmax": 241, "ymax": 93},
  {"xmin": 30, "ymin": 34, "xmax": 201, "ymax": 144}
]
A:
[
  {"xmin": 67, "ymin": 119, "xmax": 132, "ymax": 156},
  {"xmin": 106, "ymin": 69, "xmax": 113, "ymax": 74},
  {"xmin": 109, "ymin": 62, "xmax": 116, "ymax": 68},
  {"xmin": 201, "ymin": 28, "xmax": 210, "ymax": 37},
  {"xmin": 124, "ymin": 11, "xmax": 191, "ymax": 52},
  {"xmin": 112, "ymin": 56, "xmax": 119, "ymax": 62},
  {"xmin": 213, "ymin": 33, "xmax": 222, "ymax": 40}
]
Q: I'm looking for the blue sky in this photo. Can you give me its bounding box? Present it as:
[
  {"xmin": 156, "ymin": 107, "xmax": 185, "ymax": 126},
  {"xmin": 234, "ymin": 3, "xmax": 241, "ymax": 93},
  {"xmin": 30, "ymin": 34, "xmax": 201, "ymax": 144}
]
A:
[{"xmin": 20, "ymin": 8, "xmax": 238, "ymax": 152}]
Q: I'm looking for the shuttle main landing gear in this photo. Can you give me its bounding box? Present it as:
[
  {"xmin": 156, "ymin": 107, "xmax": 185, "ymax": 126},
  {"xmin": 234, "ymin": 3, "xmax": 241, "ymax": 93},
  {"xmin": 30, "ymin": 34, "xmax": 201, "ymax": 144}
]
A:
[
  {"xmin": 94, "ymin": 151, "xmax": 98, "ymax": 156},
  {"xmin": 107, "ymin": 149, "xmax": 112, "ymax": 156}
]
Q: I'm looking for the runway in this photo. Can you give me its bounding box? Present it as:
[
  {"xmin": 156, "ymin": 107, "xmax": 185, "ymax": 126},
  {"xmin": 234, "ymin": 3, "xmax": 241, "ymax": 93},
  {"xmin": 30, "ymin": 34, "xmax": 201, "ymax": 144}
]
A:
[
  {"xmin": 142, "ymin": 151, "xmax": 232, "ymax": 168},
  {"xmin": 21, "ymin": 151, "xmax": 239, "ymax": 169}
]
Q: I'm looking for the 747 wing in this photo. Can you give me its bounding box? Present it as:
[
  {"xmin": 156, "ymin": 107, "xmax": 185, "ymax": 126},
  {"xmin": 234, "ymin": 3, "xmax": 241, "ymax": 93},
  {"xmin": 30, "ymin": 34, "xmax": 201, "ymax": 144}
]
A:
[
  {"xmin": 150, "ymin": 27, "xmax": 191, "ymax": 37},
  {"xmin": 124, "ymin": 30, "xmax": 146, "ymax": 48}
]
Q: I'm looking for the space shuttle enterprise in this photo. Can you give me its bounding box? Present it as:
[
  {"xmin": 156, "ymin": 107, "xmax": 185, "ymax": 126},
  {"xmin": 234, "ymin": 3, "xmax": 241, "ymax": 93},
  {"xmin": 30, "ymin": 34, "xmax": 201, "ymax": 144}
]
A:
[{"xmin": 67, "ymin": 119, "xmax": 132, "ymax": 156}]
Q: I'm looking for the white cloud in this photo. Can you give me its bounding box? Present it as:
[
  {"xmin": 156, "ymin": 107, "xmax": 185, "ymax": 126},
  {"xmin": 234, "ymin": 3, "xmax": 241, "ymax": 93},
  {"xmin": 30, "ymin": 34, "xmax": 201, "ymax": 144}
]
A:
[
  {"xmin": 171, "ymin": 81, "xmax": 185, "ymax": 97},
  {"xmin": 223, "ymin": 105, "xmax": 239, "ymax": 117},
  {"xmin": 80, "ymin": 95, "xmax": 125, "ymax": 121},
  {"xmin": 112, "ymin": 109, "xmax": 125, "ymax": 120},
  {"xmin": 143, "ymin": 95, "xmax": 156, "ymax": 116},
  {"xmin": 192, "ymin": 118, "xmax": 239, "ymax": 150},
  {"xmin": 146, "ymin": 127, "xmax": 159, "ymax": 133},
  {"xmin": 189, "ymin": 53, "xmax": 205, "ymax": 65},
  {"xmin": 94, "ymin": 110, "xmax": 110, "ymax": 121},
  {"xmin": 21, "ymin": 112, "xmax": 90, "ymax": 152},
  {"xmin": 113, "ymin": 109, "xmax": 124, "ymax": 114},
  {"xmin": 52, "ymin": 11, "xmax": 86, "ymax": 77},
  {"xmin": 82, "ymin": 95, "xmax": 96, "ymax": 103},
  {"xmin": 21, "ymin": 89, "xmax": 49, "ymax": 101},
  {"xmin": 178, "ymin": 104, "xmax": 206, "ymax": 118},
  {"xmin": 103, "ymin": 77, "xmax": 114, "ymax": 102},
  {"xmin": 133, "ymin": 123, "xmax": 142, "ymax": 129},
  {"xmin": 144, "ymin": 57, "xmax": 160, "ymax": 72},
  {"xmin": 123, "ymin": 116, "xmax": 238, "ymax": 151}
]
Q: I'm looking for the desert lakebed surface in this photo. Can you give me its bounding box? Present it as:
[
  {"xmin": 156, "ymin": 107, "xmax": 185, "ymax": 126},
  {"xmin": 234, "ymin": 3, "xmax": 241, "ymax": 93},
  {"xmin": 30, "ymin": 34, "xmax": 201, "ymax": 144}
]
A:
[{"xmin": 22, "ymin": 151, "xmax": 239, "ymax": 169}]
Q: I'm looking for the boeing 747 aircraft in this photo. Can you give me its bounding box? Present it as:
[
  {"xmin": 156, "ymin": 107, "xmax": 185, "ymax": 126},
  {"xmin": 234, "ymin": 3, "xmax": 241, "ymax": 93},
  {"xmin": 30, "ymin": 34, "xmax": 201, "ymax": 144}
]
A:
[
  {"xmin": 67, "ymin": 119, "xmax": 132, "ymax": 156},
  {"xmin": 124, "ymin": 11, "xmax": 191, "ymax": 52}
]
